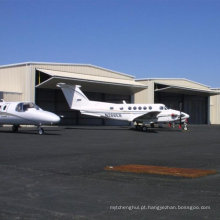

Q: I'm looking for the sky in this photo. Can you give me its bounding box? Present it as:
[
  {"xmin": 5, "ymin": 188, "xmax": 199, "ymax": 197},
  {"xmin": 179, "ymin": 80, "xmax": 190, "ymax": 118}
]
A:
[{"xmin": 0, "ymin": 0, "xmax": 220, "ymax": 87}]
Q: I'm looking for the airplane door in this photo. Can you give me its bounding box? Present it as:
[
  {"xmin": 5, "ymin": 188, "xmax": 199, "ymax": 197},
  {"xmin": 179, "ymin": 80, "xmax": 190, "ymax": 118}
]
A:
[{"xmin": 0, "ymin": 104, "xmax": 9, "ymax": 118}]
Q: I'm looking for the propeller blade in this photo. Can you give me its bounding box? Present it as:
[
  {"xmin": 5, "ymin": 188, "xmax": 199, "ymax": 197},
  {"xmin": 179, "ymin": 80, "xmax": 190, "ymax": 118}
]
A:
[{"xmin": 179, "ymin": 102, "xmax": 183, "ymax": 129}]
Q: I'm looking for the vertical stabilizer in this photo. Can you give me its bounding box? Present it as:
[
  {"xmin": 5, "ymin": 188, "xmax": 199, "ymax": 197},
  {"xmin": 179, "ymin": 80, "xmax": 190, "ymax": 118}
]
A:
[{"xmin": 57, "ymin": 83, "xmax": 89, "ymax": 109}]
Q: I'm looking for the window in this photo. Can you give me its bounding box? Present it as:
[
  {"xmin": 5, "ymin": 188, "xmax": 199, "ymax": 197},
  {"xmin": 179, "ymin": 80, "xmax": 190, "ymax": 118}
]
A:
[
  {"xmin": 16, "ymin": 102, "xmax": 40, "ymax": 112},
  {"xmin": 160, "ymin": 106, "xmax": 164, "ymax": 110},
  {"xmin": 120, "ymin": 107, "xmax": 123, "ymax": 110},
  {"xmin": 133, "ymin": 106, "xmax": 137, "ymax": 110},
  {"xmin": 3, "ymin": 105, "xmax": 7, "ymax": 111},
  {"xmin": 138, "ymin": 106, "xmax": 142, "ymax": 110},
  {"xmin": 149, "ymin": 106, "xmax": 152, "ymax": 110},
  {"xmin": 16, "ymin": 103, "xmax": 23, "ymax": 112},
  {"xmin": 128, "ymin": 107, "xmax": 131, "ymax": 110},
  {"xmin": 143, "ymin": 106, "xmax": 147, "ymax": 110},
  {"xmin": 110, "ymin": 107, "xmax": 114, "ymax": 110}
]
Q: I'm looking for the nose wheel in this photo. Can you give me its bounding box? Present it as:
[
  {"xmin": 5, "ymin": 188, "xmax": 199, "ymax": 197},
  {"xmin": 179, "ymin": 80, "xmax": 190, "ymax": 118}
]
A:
[
  {"xmin": 183, "ymin": 121, "xmax": 188, "ymax": 131},
  {"xmin": 38, "ymin": 126, "xmax": 44, "ymax": 135}
]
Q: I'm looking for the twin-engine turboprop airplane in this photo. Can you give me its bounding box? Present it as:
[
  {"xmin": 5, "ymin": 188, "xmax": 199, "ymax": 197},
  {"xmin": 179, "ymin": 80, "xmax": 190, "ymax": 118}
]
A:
[
  {"xmin": 0, "ymin": 100, "xmax": 60, "ymax": 134},
  {"xmin": 57, "ymin": 83, "xmax": 190, "ymax": 131}
]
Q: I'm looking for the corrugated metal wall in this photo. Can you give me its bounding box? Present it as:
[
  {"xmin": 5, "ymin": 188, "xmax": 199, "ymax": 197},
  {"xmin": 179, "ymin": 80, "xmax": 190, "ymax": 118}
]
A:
[
  {"xmin": 210, "ymin": 91, "xmax": 220, "ymax": 124},
  {"xmin": 0, "ymin": 66, "xmax": 26, "ymax": 94},
  {"xmin": 3, "ymin": 92, "xmax": 22, "ymax": 102},
  {"xmin": 0, "ymin": 64, "xmax": 35, "ymax": 102}
]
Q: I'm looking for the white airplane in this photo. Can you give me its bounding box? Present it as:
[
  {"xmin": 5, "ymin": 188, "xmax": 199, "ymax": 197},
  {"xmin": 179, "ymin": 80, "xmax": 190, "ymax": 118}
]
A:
[
  {"xmin": 57, "ymin": 83, "xmax": 190, "ymax": 131},
  {"xmin": 0, "ymin": 100, "xmax": 60, "ymax": 134}
]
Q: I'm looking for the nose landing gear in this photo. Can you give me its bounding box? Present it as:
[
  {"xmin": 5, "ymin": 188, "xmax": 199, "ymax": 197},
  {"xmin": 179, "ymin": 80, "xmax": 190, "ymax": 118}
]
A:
[
  {"xmin": 183, "ymin": 121, "xmax": 188, "ymax": 131},
  {"xmin": 38, "ymin": 126, "xmax": 44, "ymax": 135}
]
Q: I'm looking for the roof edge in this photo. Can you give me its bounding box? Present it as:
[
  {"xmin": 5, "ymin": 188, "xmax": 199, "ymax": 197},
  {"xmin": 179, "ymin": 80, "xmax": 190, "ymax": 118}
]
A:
[
  {"xmin": 0, "ymin": 62, "xmax": 134, "ymax": 79},
  {"xmin": 136, "ymin": 78, "xmax": 211, "ymax": 89}
]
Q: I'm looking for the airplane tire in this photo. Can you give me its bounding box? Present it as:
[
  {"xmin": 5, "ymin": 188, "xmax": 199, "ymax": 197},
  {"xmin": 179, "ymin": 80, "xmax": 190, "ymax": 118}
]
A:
[
  {"xmin": 12, "ymin": 125, "xmax": 19, "ymax": 133},
  {"xmin": 38, "ymin": 127, "xmax": 44, "ymax": 135},
  {"xmin": 142, "ymin": 126, "xmax": 148, "ymax": 132},
  {"xmin": 150, "ymin": 123, "xmax": 155, "ymax": 128}
]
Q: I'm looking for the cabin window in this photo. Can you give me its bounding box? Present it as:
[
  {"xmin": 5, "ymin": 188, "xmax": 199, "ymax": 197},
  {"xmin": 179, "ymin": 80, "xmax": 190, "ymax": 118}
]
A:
[
  {"xmin": 160, "ymin": 106, "xmax": 164, "ymax": 110},
  {"xmin": 3, "ymin": 105, "xmax": 7, "ymax": 111},
  {"xmin": 143, "ymin": 106, "xmax": 147, "ymax": 110},
  {"xmin": 133, "ymin": 106, "xmax": 137, "ymax": 110},
  {"xmin": 138, "ymin": 106, "xmax": 142, "ymax": 110},
  {"xmin": 16, "ymin": 102, "xmax": 40, "ymax": 112},
  {"xmin": 149, "ymin": 106, "xmax": 152, "ymax": 110},
  {"xmin": 120, "ymin": 107, "xmax": 123, "ymax": 110},
  {"xmin": 128, "ymin": 107, "xmax": 131, "ymax": 110},
  {"xmin": 110, "ymin": 107, "xmax": 114, "ymax": 110}
]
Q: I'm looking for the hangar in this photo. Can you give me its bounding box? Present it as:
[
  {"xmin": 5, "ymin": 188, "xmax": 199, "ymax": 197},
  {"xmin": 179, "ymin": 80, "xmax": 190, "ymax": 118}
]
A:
[{"xmin": 0, "ymin": 62, "xmax": 219, "ymax": 125}]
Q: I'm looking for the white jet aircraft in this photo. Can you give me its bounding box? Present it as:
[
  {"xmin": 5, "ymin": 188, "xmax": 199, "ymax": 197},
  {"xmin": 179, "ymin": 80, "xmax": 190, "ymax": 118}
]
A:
[
  {"xmin": 57, "ymin": 83, "xmax": 189, "ymax": 131},
  {"xmin": 0, "ymin": 100, "xmax": 60, "ymax": 134}
]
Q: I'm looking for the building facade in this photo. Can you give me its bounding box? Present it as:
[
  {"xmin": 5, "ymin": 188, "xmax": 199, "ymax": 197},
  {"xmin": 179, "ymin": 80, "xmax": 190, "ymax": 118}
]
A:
[{"xmin": 0, "ymin": 62, "xmax": 219, "ymax": 125}]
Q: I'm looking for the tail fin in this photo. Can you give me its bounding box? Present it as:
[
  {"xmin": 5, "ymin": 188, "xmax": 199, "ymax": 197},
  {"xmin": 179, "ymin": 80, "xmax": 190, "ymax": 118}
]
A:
[{"xmin": 57, "ymin": 83, "xmax": 89, "ymax": 109}]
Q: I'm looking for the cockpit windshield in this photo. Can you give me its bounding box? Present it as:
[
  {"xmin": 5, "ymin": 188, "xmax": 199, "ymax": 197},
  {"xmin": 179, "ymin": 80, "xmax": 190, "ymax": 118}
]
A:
[
  {"xmin": 160, "ymin": 105, "xmax": 168, "ymax": 110},
  {"xmin": 16, "ymin": 102, "xmax": 40, "ymax": 112}
]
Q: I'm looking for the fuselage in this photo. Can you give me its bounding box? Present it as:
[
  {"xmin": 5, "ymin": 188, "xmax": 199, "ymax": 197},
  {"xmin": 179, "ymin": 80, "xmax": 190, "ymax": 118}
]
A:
[
  {"xmin": 0, "ymin": 101, "xmax": 60, "ymax": 125},
  {"xmin": 78, "ymin": 101, "xmax": 189, "ymax": 123}
]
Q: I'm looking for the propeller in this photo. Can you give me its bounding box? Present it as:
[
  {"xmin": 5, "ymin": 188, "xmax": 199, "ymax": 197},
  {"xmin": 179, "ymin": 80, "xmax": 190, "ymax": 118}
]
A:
[{"xmin": 179, "ymin": 102, "xmax": 183, "ymax": 129}]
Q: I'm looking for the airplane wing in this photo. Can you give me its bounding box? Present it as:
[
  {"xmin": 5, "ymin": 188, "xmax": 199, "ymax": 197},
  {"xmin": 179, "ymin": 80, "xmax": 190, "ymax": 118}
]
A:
[{"xmin": 132, "ymin": 111, "xmax": 161, "ymax": 122}]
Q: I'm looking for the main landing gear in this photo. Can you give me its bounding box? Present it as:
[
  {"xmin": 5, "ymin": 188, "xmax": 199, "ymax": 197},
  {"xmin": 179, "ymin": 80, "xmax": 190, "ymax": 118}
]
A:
[
  {"xmin": 168, "ymin": 122, "xmax": 175, "ymax": 128},
  {"xmin": 135, "ymin": 123, "xmax": 148, "ymax": 132},
  {"xmin": 12, "ymin": 125, "xmax": 19, "ymax": 133},
  {"xmin": 11, "ymin": 125, "xmax": 45, "ymax": 134}
]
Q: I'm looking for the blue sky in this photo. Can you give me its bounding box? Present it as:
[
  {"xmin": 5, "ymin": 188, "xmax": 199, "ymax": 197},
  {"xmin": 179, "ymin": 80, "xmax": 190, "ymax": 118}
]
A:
[{"xmin": 0, "ymin": 0, "xmax": 220, "ymax": 87}]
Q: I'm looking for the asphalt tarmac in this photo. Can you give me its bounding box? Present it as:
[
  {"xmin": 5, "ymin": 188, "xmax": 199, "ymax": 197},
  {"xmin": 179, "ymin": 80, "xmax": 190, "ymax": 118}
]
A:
[{"xmin": 0, "ymin": 125, "xmax": 220, "ymax": 220}]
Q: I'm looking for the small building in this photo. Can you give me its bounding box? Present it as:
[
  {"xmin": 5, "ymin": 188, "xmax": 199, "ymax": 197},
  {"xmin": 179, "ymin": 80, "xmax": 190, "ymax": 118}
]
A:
[{"xmin": 0, "ymin": 62, "xmax": 219, "ymax": 125}]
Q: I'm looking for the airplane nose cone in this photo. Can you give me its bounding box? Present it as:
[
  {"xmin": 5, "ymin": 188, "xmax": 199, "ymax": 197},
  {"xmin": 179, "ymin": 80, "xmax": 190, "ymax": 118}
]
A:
[
  {"xmin": 44, "ymin": 112, "xmax": 60, "ymax": 124},
  {"xmin": 185, "ymin": 113, "xmax": 190, "ymax": 119},
  {"xmin": 51, "ymin": 114, "xmax": 61, "ymax": 124},
  {"xmin": 182, "ymin": 112, "xmax": 190, "ymax": 119}
]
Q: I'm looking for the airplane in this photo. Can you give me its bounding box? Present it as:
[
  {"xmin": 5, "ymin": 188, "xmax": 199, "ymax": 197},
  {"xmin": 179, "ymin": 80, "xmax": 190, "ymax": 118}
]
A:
[
  {"xmin": 0, "ymin": 100, "xmax": 60, "ymax": 134},
  {"xmin": 57, "ymin": 83, "xmax": 190, "ymax": 131}
]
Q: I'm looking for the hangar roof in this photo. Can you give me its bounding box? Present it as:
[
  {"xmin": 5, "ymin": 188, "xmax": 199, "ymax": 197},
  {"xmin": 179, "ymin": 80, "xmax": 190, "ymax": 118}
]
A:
[{"xmin": 0, "ymin": 62, "xmax": 134, "ymax": 79}]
